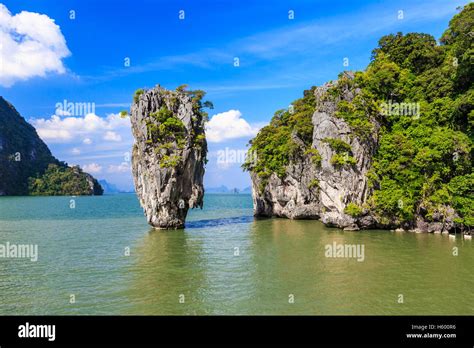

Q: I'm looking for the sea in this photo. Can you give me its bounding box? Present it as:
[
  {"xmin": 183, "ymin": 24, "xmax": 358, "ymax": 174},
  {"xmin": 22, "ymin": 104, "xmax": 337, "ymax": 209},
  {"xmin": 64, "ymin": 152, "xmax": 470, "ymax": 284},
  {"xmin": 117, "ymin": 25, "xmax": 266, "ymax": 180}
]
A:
[{"xmin": 0, "ymin": 193, "xmax": 472, "ymax": 315}]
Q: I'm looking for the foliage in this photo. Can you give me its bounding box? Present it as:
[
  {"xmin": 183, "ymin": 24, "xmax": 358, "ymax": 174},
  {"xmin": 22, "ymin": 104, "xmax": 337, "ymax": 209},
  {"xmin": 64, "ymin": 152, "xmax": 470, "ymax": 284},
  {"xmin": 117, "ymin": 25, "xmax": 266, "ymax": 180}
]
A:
[
  {"xmin": 330, "ymin": 153, "xmax": 357, "ymax": 167},
  {"xmin": 308, "ymin": 179, "xmax": 320, "ymax": 190},
  {"xmin": 371, "ymin": 32, "xmax": 444, "ymax": 75},
  {"xmin": 133, "ymin": 89, "xmax": 144, "ymax": 103},
  {"xmin": 176, "ymin": 84, "xmax": 188, "ymax": 92},
  {"xmin": 304, "ymin": 148, "xmax": 322, "ymax": 167},
  {"xmin": 344, "ymin": 203, "xmax": 363, "ymax": 217},
  {"xmin": 365, "ymin": 4, "xmax": 473, "ymax": 226},
  {"xmin": 139, "ymin": 87, "xmax": 211, "ymax": 169},
  {"xmin": 323, "ymin": 138, "xmax": 352, "ymax": 153},
  {"xmin": 159, "ymin": 154, "xmax": 182, "ymax": 169},
  {"xmin": 440, "ymin": 3, "xmax": 474, "ymax": 93},
  {"xmin": 447, "ymin": 174, "xmax": 474, "ymax": 226},
  {"xmin": 323, "ymin": 138, "xmax": 357, "ymax": 168},
  {"xmin": 28, "ymin": 164, "xmax": 103, "ymax": 196},
  {"xmin": 194, "ymin": 134, "xmax": 206, "ymax": 149},
  {"xmin": 148, "ymin": 107, "xmax": 186, "ymax": 145},
  {"xmin": 243, "ymin": 87, "xmax": 317, "ymax": 178}
]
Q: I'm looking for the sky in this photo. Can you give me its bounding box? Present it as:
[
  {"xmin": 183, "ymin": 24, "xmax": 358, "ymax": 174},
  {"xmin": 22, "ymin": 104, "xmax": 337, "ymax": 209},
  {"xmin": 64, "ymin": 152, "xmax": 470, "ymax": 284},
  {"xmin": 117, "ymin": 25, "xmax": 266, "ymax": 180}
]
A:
[{"xmin": 0, "ymin": 0, "xmax": 467, "ymax": 191}]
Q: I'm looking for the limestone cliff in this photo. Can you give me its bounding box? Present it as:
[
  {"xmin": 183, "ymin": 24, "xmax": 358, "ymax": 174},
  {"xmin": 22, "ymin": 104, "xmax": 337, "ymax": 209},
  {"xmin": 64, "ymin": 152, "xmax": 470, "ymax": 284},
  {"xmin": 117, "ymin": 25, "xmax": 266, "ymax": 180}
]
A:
[
  {"xmin": 247, "ymin": 70, "xmax": 464, "ymax": 233},
  {"xmin": 249, "ymin": 72, "xmax": 379, "ymax": 230},
  {"xmin": 130, "ymin": 86, "xmax": 208, "ymax": 229},
  {"xmin": 246, "ymin": 6, "xmax": 474, "ymax": 233}
]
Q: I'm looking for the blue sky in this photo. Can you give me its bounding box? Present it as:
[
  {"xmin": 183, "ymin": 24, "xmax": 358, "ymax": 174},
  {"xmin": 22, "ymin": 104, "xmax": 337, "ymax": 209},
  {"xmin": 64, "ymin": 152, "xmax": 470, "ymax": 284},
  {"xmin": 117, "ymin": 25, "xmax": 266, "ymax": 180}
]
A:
[{"xmin": 0, "ymin": 0, "xmax": 467, "ymax": 191}]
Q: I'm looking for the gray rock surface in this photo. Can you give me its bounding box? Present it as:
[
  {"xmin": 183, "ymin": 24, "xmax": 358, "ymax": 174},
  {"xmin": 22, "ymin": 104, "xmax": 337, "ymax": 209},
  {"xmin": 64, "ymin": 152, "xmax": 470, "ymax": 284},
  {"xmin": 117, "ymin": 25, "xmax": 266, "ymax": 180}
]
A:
[
  {"xmin": 251, "ymin": 73, "xmax": 380, "ymax": 229},
  {"xmin": 130, "ymin": 86, "xmax": 207, "ymax": 229}
]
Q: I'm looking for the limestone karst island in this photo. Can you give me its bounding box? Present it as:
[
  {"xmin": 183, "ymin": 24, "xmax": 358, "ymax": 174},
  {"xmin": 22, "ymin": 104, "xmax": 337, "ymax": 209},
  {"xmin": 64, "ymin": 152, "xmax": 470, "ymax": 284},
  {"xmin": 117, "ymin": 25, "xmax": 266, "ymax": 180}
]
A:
[
  {"xmin": 0, "ymin": 1, "xmax": 472, "ymax": 319},
  {"xmin": 127, "ymin": 4, "xmax": 472, "ymax": 234}
]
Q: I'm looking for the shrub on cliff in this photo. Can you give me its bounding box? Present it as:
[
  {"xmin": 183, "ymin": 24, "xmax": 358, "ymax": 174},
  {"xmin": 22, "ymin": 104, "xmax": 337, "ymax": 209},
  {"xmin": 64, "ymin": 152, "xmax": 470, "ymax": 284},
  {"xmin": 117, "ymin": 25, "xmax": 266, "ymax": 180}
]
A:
[{"xmin": 242, "ymin": 87, "xmax": 318, "ymax": 179}]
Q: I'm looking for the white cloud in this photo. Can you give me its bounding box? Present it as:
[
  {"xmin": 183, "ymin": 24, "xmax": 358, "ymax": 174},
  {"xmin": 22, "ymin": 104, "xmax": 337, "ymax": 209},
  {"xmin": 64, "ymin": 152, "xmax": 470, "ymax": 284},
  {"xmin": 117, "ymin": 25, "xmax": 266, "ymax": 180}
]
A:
[
  {"xmin": 108, "ymin": 162, "xmax": 130, "ymax": 173},
  {"xmin": 55, "ymin": 108, "xmax": 72, "ymax": 116},
  {"xmin": 71, "ymin": 147, "xmax": 81, "ymax": 155},
  {"xmin": 82, "ymin": 163, "xmax": 102, "ymax": 174},
  {"xmin": 205, "ymin": 110, "xmax": 260, "ymax": 143},
  {"xmin": 36, "ymin": 128, "xmax": 72, "ymax": 141},
  {"xmin": 103, "ymin": 131, "xmax": 122, "ymax": 142},
  {"xmin": 0, "ymin": 4, "xmax": 71, "ymax": 87},
  {"xmin": 31, "ymin": 113, "xmax": 131, "ymax": 144}
]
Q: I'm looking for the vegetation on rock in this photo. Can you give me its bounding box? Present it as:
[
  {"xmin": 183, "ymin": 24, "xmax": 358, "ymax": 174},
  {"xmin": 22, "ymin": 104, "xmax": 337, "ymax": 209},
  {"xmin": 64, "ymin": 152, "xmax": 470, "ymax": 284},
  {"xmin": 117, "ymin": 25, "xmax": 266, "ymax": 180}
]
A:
[
  {"xmin": 308, "ymin": 178, "xmax": 320, "ymax": 190},
  {"xmin": 242, "ymin": 87, "xmax": 317, "ymax": 178},
  {"xmin": 364, "ymin": 4, "xmax": 473, "ymax": 227},
  {"xmin": 304, "ymin": 148, "xmax": 322, "ymax": 167},
  {"xmin": 138, "ymin": 86, "xmax": 211, "ymax": 169},
  {"xmin": 28, "ymin": 164, "xmax": 103, "ymax": 196},
  {"xmin": 244, "ymin": 4, "xmax": 473, "ymax": 229},
  {"xmin": 133, "ymin": 89, "xmax": 145, "ymax": 103},
  {"xmin": 344, "ymin": 202, "xmax": 363, "ymax": 217}
]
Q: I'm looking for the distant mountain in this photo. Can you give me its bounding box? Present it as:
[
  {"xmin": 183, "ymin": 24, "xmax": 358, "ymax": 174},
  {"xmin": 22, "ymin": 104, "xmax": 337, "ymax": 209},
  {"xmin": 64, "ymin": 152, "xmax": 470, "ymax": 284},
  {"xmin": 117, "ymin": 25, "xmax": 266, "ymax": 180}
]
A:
[
  {"xmin": 98, "ymin": 180, "xmax": 134, "ymax": 194},
  {"xmin": 98, "ymin": 180, "xmax": 120, "ymax": 193},
  {"xmin": 206, "ymin": 185, "xmax": 252, "ymax": 194},
  {"xmin": 206, "ymin": 185, "xmax": 230, "ymax": 193},
  {"xmin": 242, "ymin": 186, "xmax": 252, "ymax": 193},
  {"xmin": 0, "ymin": 97, "xmax": 103, "ymax": 196}
]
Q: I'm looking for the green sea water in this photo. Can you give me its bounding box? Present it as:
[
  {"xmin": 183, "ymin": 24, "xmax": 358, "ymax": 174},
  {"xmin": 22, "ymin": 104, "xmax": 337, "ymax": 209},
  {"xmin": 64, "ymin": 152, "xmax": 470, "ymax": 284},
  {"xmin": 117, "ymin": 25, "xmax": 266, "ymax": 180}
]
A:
[{"xmin": 0, "ymin": 194, "xmax": 472, "ymax": 315}]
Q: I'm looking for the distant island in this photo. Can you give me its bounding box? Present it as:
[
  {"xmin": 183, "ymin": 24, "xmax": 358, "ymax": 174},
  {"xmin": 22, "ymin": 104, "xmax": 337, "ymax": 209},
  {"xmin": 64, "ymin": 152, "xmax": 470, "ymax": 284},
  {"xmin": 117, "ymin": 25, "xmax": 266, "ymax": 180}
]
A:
[
  {"xmin": 98, "ymin": 180, "xmax": 135, "ymax": 194},
  {"xmin": 0, "ymin": 97, "xmax": 103, "ymax": 196},
  {"xmin": 206, "ymin": 185, "xmax": 252, "ymax": 194}
]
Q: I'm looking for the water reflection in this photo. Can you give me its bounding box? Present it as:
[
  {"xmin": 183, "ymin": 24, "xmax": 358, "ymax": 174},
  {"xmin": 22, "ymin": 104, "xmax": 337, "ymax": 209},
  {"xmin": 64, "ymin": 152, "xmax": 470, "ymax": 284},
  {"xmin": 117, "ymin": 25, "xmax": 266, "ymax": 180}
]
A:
[
  {"xmin": 125, "ymin": 218, "xmax": 474, "ymax": 315},
  {"xmin": 185, "ymin": 215, "xmax": 254, "ymax": 229},
  {"xmin": 125, "ymin": 228, "xmax": 210, "ymax": 314}
]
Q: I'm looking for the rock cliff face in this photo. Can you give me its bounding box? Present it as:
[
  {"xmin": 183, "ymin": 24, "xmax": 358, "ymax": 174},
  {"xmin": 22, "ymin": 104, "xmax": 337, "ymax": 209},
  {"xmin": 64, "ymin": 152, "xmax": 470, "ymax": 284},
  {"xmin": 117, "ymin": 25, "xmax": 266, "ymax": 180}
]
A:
[
  {"xmin": 130, "ymin": 86, "xmax": 207, "ymax": 229},
  {"xmin": 0, "ymin": 96, "xmax": 58, "ymax": 195},
  {"xmin": 251, "ymin": 73, "xmax": 379, "ymax": 230},
  {"xmin": 0, "ymin": 96, "xmax": 103, "ymax": 196},
  {"xmin": 310, "ymin": 75, "xmax": 380, "ymax": 229},
  {"xmin": 249, "ymin": 72, "xmax": 463, "ymax": 233}
]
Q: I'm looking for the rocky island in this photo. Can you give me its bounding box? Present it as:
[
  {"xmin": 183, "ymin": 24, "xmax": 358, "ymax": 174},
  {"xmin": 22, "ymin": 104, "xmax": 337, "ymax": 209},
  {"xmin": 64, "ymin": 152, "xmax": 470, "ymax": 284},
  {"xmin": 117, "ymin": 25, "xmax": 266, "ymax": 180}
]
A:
[
  {"xmin": 0, "ymin": 97, "xmax": 103, "ymax": 196},
  {"xmin": 244, "ymin": 5, "xmax": 473, "ymax": 233},
  {"xmin": 130, "ymin": 85, "xmax": 209, "ymax": 229}
]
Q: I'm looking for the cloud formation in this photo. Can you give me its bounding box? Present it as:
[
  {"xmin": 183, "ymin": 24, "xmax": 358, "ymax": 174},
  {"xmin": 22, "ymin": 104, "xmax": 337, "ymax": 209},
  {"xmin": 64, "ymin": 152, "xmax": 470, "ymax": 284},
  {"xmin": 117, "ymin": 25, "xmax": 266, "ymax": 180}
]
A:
[
  {"xmin": 0, "ymin": 4, "xmax": 71, "ymax": 87},
  {"xmin": 82, "ymin": 163, "xmax": 102, "ymax": 174},
  {"xmin": 107, "ymin": 162, "xmax": 130, "ymax": 173},
  {"xmin": 104, "ymin": 131, "xmax": 122, "ymax": 142},
  {"xmin": 31, "ymin": 113, "xmax": 131, "ymax": 144},
  {"xmin": 205, "ymin": 110, "xmax": 261, "ymax": 143}
]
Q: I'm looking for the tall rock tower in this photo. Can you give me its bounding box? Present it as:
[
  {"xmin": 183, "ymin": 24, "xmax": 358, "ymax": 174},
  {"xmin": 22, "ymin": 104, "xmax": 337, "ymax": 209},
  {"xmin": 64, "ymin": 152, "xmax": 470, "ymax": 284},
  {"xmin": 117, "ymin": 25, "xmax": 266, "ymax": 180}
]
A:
[{"xmin": 130, "ymin": 86, "xmax": 208, "ymax": 229}]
